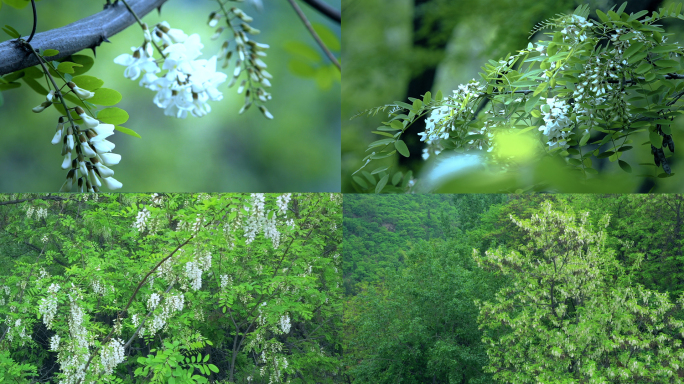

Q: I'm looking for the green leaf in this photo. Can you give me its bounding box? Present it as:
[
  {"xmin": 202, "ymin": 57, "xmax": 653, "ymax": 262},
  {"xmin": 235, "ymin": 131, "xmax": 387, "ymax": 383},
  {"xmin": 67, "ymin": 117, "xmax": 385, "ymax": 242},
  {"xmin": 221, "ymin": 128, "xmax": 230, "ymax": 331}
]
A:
[
  {"xmin": 525, "ymin": 94, "xmax": 541, "ymax": 113},
  {"xmin": 2, "ymin": 25, "xmax": 20, "ymax": 38},
  {"xmin": 372, "ymin": 131, "xmax": 395, "ymax": 138},
  {"xmin": 579, "ymin": 132, "xmax": 590, "ymax": 146},
  {"xmin": 0, "ymin": 83, "xmax": 20, "ymax": 91},
  {"xmin": 623, "ymin": 41, "xmax": 644, "ymax": 59},
  {"xmin": 71, "ymin": 75, "xmax": 104, "ymax": 91},
  {"xmin": 391, "ymin": 171, "xmax": 403, "ymax": 185},
  {"xmin": 370, "ymin": 166, "xmax": 389, "ymax": 175},
  {"xmin": 412, "ymin": 98, "xmax": 422, "ymax": 111},
  {"xmin": 42, "ymin": 49, "xmax": 59, "ymax": 57},
  {"xmin": 69, "ymin": 55, "xmax": 94, "ymax": 76},
  {"xmin": 423, "ymin": 91, "xmax": 431, "ymax": 104},
  {"xmin": 21, "ymin": 77, "xmax": 48, "ymax": 96},
  {"xmin": 628, "ymin": 51, "xmax": 648, "ymax": 65},
  {"xmin": 618, "ymin": 160, "xmax": 632, "ymax": 173},
  {"xmin": 207, "ymin": 364, "xmax": 219, "ymax": 373},
  {"xmin": 436, "ymin": 90, "xmax": 443, "ymax": 100},
  {"xmin": 390, "ymin": 120, "xmax": 403, "ymax": 130},
  {"xmin": 88, "ymin": 88, "xmax": 122, "ymax": 106},
  {"xmin": 3, "ymin": 0, "xmax": 30, "ymax": 9},
  {"xmin": 635, "ymin": 62, "xmax": 653, "ymax": 74},
  {"xmin": 394, "ymin": 140, "xmax": 410, "ymax": 157},
  {"xmin": 288, "ymin": 59, "xmax": 316, "ymax": 78},
  {"xmin": 596, "ymin": 9, "xmax": 611, "ymax": 24},
  {"xmin": 375, "ymin": 174, "xmax": 389, "ymax": 193},
  {"xmin": 98, "ymin": 107, "xmax": 129, "ymax": 125},
  {"xmin": 283, "ymin": 41, "xmax": 320, "ymax": 62},
  {"xmin": 56, "ymin": 62, "xmax": 82, "ymax": 74},
  {"xmin": 311, "ymin": 23, "xmax": 340, "ymax": 51},
  {"xmin": 655, "ymin": 59, "xmax": 679, "ymax": 68},
  {"xmin": 533, "ymin": 82, "xmax": 547, "ymax": 96},
  {"xmin": 650, "ymin": 131, "xmax": 663, "ymax": 148},
  {"xmin": 115, "ymin": 125, "xmax": 141, "ymax": 138},
  {"xmin": 596, "ymin": 151, "xmax": 615, "ymax": 159}
]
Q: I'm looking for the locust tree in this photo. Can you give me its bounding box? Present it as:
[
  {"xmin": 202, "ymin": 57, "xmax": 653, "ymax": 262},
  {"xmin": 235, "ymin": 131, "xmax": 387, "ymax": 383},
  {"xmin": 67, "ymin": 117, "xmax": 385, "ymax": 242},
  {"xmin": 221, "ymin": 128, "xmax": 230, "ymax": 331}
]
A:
[
  {"xmin": 351, "ymin": 2, "xmax": 684, "ymax": 193},
  {"xmin": 474, "ymin": 201, "xmax": 684, "ymax": 383},
  {"xmin": 0, "ymin": 0, "xmax": 340, "ymax": 192},
  {"xmin": 0, "ymin": 192, "xmax": 342, "ymax": 383}
]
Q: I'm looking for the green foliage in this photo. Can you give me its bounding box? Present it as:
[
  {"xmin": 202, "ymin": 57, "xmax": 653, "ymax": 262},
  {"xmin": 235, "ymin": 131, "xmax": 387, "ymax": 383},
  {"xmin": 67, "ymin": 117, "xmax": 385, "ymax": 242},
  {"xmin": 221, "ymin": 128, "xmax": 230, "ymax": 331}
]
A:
[
  {"xmin": 135, "ymin": 338, "xmax": 217, "ymax": 384},
  {"xmin": 350, "ymin": 2, "xmax": 684, "ymax": 192},
  {"xmin": 0, "ymin": 193, "xmax": 342, "ymax": 384},
  {"xmin": 345, "ymin": 237, "xmax": 505, "ymax": 383},
  {"xmin": 475, "ymin": 201, "xmax": 684, "ymax": 383},
  {"xmin": 0, "ymin": 350, "xmax": 36, "ymax": 383}
]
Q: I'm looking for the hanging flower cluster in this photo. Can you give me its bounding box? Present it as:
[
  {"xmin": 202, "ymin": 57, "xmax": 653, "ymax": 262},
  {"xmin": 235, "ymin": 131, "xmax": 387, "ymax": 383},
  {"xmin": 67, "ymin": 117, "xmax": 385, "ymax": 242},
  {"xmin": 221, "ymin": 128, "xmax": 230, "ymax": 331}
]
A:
[
  {"xmin": 40, "ymin": 88, "xmax": 123, "ymax": 192},
  {"xmin": 538, "ymin": 97, "xmax": 573, "ymax": 151},
  {"xmin": 209, "ymin": 2, "xmax": 274, "ymax": 119},
  {"xmin": 115, "ymin": 22, "xmax": 228, "ymax": 118}
]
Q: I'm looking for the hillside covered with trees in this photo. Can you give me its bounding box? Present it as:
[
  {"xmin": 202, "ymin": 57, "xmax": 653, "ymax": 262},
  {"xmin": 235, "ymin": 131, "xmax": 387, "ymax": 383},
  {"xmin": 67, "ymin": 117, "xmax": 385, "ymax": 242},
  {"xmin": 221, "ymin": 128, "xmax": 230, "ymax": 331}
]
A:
[{"xmin": 344, "ymin": 194, "xmax": 684, "ymax": 383}]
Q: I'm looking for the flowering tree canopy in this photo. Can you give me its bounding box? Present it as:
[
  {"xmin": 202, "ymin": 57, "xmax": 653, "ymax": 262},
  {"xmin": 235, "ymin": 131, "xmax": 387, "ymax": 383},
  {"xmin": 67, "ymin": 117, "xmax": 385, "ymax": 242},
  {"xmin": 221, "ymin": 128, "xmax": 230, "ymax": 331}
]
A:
[
  {"xmin": 474, "ymin": 202, "xmax": 684, "ymax": 383},
  {"xmin": 351, "ymin": 2, "xmax": 684, "ymax": 193},
  {"xmin": 0, "ymin": 193, "xmax": 342, "ymax": 384}
]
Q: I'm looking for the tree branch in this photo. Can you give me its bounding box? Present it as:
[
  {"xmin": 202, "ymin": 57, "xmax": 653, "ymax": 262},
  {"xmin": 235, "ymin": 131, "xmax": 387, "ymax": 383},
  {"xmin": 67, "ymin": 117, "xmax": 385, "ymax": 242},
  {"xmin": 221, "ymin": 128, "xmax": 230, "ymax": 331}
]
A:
[
  {"xmin": 287, "ymin": 0, "xmax": 340, "ymax": 71},
  {"xmin": 300, "ymin": 0, "xmax": 340, "ymax": 24},
  {"xmin": 0, "ymin": 0, "xmax": 168, "ymax": 76}
]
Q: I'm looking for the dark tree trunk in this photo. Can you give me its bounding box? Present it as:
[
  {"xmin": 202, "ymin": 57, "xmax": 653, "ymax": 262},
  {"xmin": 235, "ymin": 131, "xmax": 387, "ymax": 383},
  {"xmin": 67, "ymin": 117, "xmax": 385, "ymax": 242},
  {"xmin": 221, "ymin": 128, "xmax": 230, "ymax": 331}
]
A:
[{"xmin": 401, "ymin": 0, "xmax": 449, "ymax": 171}]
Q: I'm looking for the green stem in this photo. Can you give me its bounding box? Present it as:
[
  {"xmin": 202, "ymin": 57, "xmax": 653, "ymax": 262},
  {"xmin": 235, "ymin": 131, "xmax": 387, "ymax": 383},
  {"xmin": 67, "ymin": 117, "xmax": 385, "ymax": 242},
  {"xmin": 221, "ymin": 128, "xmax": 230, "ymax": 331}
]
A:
[
  {"xmin": 120, "ymin": 0, "xmax": 167, "ymax": 59},
  {"xmin": 286, "ymin": 0, "xmax": 340, "ymax": 71},
  {"xmin": 26, "ymin": 43, "xmax": 78, "ymax": 134}
]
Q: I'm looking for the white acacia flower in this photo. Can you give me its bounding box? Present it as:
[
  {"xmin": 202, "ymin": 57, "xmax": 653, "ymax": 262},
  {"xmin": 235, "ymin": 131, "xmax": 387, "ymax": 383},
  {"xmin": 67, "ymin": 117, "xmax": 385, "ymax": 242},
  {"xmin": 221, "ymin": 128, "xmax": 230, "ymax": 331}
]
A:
[
  {"xmin": 102, "ymin": 177, "xmax": 123, "ymax": 190},
  {"xmin": 154, "ymin": 21, "xmax": 188, "ymax": 44},
  {"xmin": 114, "ymin": 47, "xmax": 160, "ymax": 80},
  {"xmin": 67, "ymin": 82, "xmax": 94, "ymax": 99},
  {"xmin": 96, "ymin": 153, "xmax": 121, "ymax": 167},
  {"xmin": 75, "ymin": 107, "xmax": 99, "ymax": 128}
]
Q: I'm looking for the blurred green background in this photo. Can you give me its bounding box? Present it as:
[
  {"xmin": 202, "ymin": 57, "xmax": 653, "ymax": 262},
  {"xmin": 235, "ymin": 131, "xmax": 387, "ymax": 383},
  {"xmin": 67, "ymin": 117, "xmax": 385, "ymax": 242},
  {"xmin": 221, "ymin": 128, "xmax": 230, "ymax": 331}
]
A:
[
  {"xmin": 0, "ymin": 0, "xmax": 340, "ymax": 192},
  {"xmin": 342, "ymin": 0, "xmax": 684, "ymax": 192}
]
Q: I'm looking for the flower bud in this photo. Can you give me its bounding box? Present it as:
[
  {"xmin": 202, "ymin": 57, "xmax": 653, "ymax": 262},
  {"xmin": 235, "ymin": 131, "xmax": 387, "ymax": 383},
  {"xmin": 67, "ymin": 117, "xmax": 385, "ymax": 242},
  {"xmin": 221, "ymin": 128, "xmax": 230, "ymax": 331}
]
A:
[
  {"xmin": 61, "ymin": 152, "xmax": 72, "ymax": 170},
  {"xmin": 52, "ymin": 117, "xmax": 65, "ymax": 145},
  {"xmin": 47, "ymin": 90, "xmax": 56, "ymax": 102},
  {"xmin": 75, "ymin": 107, "xmax": 99, "ymax": 128},
  {"xmin": 33, "ymin": 101, "xmax": 52, "ymax": 113},
  {"xmin": 59, "ymin": 169, "xmax": 76, "ymax": 192},
  {"xmin": 67, "ymin": 82, "xmax": 94, "ymax": 99},
  {"xmin": 232, "ymin": 8, "xmax": 253, "ymax": 22},
  {"xmin": 258, "ymin": 105, "xmax": 273, "ymax": 119},
  {"xmin": 102, "ymin": 176, "xmax": 123, "ymax": 190},
  {"xmin": 208, "ymin": 12, "xmax": 221, "ymax": 27},
  {"xmin": 142, "ymin": 23, "xmax": 152, "ymax": 42}
]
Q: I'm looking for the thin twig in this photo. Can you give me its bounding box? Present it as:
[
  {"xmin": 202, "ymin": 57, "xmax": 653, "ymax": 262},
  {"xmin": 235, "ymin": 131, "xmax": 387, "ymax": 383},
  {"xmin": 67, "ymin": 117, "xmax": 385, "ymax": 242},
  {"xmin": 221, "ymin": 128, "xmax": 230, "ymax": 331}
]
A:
[
  {"xmin": 27, "ymin": 0, "xmax": 37, "ymax": 43},
  {"xmin": 287, "ymin": 0, "xmax": 340, "ymax": 72},
  {"xmin": 300, "ymin": 0, "xmax": 340, "ymax": 23},
  {"xmin": 120, "ymin": 0, "xmax": 167, "ymax": 58}
]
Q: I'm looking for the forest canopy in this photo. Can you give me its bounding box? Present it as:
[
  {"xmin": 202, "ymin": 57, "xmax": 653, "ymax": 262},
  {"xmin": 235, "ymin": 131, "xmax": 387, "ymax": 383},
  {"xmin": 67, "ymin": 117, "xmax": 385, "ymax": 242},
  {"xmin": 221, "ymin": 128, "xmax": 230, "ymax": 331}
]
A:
[{"xmin": 343, "ymin": 194, "xmax": 684, "ymax": 383}]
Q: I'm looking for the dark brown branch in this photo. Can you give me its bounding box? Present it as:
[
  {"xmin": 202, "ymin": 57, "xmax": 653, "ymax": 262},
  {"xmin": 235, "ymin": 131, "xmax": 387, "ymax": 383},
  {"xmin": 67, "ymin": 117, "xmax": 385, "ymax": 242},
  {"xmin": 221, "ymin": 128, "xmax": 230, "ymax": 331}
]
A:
[
  {"xmin": 0, "ymin": 0, "xmax": 168, "ymax": 76},
  {"xmin": 0, "ymin": 195, "xmax": 68, "ymax": 206},
  {"xmin": 300, "ymin": 0, "xmax": 340, "ymax": 23}
]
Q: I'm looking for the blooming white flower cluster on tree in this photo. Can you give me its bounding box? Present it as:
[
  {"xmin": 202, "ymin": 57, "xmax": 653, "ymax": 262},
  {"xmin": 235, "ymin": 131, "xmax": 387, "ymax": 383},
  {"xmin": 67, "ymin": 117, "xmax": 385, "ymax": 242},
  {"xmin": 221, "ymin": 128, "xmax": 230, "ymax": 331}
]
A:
[
  {"xmin": 99, "ymin": 338, "xmax": 125, "ymax": 375},
  {"xmin": 352, "ymin": 3, "xmax": 684, "ymax": 192},
  {"xmin": 39, "ymin": 283, "xmax": 60, "ymax": 329},
  {"xmin": 208, "ymin": 4, "xmax": 274, "ymax": 119},
  {"xmin": 538, "ymin": 96, "xmax": 573, "ymax": 150},
  {"xmin": 116, "ymin": 22, "xmax": 228, "ymax": 119}
]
